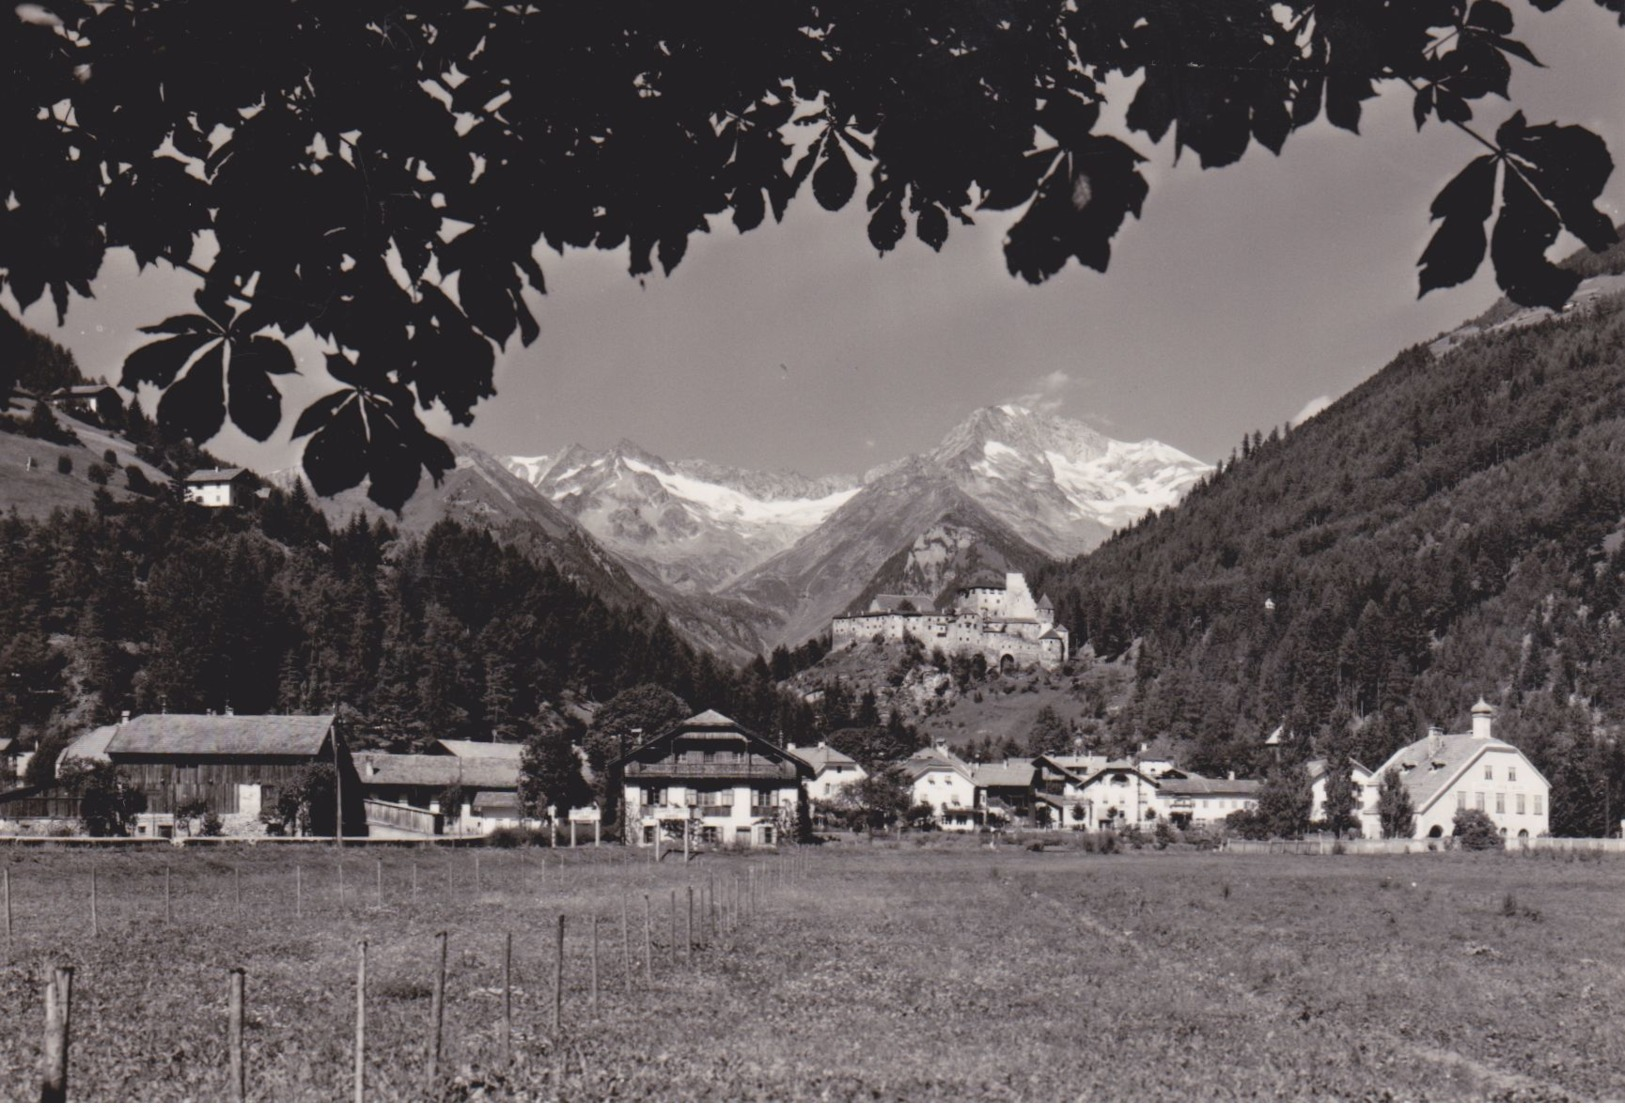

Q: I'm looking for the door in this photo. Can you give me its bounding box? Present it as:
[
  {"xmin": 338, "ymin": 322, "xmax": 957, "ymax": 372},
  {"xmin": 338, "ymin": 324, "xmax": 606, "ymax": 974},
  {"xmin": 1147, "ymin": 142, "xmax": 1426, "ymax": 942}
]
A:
[{"xmin": 237, "ymin": 783, "xmax": 262, "ymax": 819}]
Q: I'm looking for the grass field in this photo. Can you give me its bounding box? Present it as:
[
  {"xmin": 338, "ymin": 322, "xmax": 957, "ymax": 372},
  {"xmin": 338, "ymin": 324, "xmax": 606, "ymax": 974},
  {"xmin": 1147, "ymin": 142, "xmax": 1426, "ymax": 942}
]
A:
[{"xmin": 1, "ymin": 841, "xmax": 1621, "ymax": 1101}]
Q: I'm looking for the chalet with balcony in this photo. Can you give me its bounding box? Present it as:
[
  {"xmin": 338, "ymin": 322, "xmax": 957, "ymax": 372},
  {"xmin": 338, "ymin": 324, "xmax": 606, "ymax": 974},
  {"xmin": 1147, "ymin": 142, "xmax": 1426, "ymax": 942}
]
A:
[
  {"xmin": 1158, "ymin": 773, "xmax": 1261, "ymax": 828},
  {"xmin": 900, "ymin": 744, "xmax": 982, "ymax": 829},
  {"xmin": 613, "ymin": 710, "xmax": 812, "ymax": 849}
]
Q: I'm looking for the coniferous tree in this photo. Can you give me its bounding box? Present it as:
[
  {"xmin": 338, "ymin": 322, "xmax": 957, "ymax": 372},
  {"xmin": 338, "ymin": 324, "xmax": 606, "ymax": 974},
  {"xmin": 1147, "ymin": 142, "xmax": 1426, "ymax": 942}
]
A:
[
  {"xmin": 1321, "ymin": 756, "xmax": 1361, "ymax": 838},
  {"xmin": 1377, "ymin": 768, "xmax": 1417, "ymax": 839}
]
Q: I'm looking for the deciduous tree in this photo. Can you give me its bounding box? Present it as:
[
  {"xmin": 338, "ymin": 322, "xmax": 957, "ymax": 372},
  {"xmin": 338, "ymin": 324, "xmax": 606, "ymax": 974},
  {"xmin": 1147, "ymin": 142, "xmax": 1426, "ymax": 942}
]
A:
[{"xmin": 3, "ymin": 1, "xmax": 1616, "ymax": 506}]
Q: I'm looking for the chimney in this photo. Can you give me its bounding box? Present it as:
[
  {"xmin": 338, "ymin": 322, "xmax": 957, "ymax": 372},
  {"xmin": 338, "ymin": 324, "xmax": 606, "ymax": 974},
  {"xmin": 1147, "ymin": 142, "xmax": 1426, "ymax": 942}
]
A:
[
  {"xmin": 120, "ymin": 710, "xmax": 130, "ymax": 725},
  {"xmin": 1471, "ymin": 698, "xmax": 1494, "ymax": 741},
  {"xmin": 1227, "ymin": 771, "xmax": 1235, "ymax": 780},
  {"xmin": 1427, "ymin": 725, "xmax": 1443, "ymax": 757}
]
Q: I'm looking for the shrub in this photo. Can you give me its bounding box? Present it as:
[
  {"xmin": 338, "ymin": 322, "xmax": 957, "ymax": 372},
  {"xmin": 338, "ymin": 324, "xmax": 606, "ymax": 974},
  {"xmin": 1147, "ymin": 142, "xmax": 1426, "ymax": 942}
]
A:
[
  {"xmin": 200, "ymin": 811, "xmax": 224, "ymax": 836},
  {"xmin": 57, "ymin": 453, "xmax": 72, "ymax": 474},
  {"xmin": 1453, "ymin": 808, "xmax": 1504, "ymax": 851},
  {"xmin": 103, "ymin": 448, "xmax": 117, "ymax": 466},
  {"xmin": 126, "ymin": 465, "xmax": 154, "ymax": 495},
  {"xmin": 86, "ymin": 462, "xmax": 107, "ymax": 485},
  {"xmin": 1153, "ymin": 819, "xmax": 1174, "ymax": 850}
]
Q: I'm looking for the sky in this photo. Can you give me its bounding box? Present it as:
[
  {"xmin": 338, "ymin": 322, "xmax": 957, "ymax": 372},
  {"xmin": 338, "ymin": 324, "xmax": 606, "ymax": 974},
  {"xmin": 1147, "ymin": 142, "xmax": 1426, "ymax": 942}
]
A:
[{"xmin": 13, "ymin": 3, "xmax": 1625, "ymax": 481}]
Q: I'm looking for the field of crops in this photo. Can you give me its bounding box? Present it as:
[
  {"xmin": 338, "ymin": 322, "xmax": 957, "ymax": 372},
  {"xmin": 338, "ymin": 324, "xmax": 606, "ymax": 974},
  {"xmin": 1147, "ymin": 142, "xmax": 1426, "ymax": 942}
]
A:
[{"xmin": 1, "ymin": 839, "xmax": 1621, "ymax": 1101}]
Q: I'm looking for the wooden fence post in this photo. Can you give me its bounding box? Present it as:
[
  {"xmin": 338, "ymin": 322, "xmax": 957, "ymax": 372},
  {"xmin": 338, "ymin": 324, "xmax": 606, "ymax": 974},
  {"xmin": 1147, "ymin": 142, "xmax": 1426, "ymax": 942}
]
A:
[
  {"xmin": 589, "ymin": 915, "xmax": 599, "ymax": 1017},
  {"xmin": 164, "ymin": 865, "xmax": 171, "ymax": 925},
  {"xmin": 411, "ymin": 861, "xmax": 418, "ymax": 898},
  {"xmin": 620, "ymin": 892, "xmax": 631, "ymax": 991},
  {"xmin": 4, "ymin": 866, "xmax": 11, "ymax": 959},
  {"xmin": 502, "ymin": 931, "xmax": 513, "ymax": 1065},
  {"xmin": 474, "ymin": 855, "xmax": 481, "ymax": 894},
  {"xmin": 41, "ymin": 965, "xmax": 73, "ymax": 1103},
  {"xmin": 428, "ymin": 930, "xmax": 447, "ymax": 1085},
  {"xmin": 234, "ymin": 866, "xmax": 242, "ymax": 915},
  {"xmin": 552, "ymin": 914, "xmax": 564, "ymax": 1034},
  {"xmin": 686, "ymin": 886, "xmax": 694, "ymax": 957},
  {"xmin": 295, "ymin": 865, "xmax": 302, "ymax": 920},
  {"xmin": 354, "ymin": 939, "xmax": 367, "ymax": 1103},
  {"xmin": 375, "ymin": 860, "xmax": 382, "ymax": 910},
  {"xmin": 89, "ymin": 867, "xmax": 98, "ymax": 938},
  {"xmin": 668, "ymin": 890, "xmax": 677, "ymax": 968},
  {"xmin": 228, "ymin": 968, "xmax": 245, "ymax": 1102},
  {"xmin": 338, "ymin": 863, "xmax": 345, "ymax": 912},
  {"xmin": 642, "ymin": 894, "xmax": 653, "ymax": 984}
]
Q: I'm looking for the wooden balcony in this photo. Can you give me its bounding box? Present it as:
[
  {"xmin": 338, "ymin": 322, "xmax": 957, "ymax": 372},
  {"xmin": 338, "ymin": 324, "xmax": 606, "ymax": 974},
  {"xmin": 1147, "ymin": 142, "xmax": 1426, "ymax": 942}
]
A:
[{"xmin": 623, "ymin": 760, "xmax": 798, "ymax": 782}]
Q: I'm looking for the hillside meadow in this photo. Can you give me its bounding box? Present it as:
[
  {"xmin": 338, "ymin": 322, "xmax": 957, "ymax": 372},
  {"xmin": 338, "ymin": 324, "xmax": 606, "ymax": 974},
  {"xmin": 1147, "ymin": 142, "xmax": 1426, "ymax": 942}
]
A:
[{"xmin": 0, "ymin": 841, "xmax": 1620, "ymax": 1101}]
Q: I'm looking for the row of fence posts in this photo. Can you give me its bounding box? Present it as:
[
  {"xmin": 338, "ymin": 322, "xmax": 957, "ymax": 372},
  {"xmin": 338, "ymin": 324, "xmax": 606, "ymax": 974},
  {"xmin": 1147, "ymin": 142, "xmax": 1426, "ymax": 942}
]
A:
[
  {"xmin": 25, "ymin": 847, "xmax": 814, "ymax": 1101},
  {"xmin": 1, "ymin": 851, "xmax": 604, "ymax": 944}
]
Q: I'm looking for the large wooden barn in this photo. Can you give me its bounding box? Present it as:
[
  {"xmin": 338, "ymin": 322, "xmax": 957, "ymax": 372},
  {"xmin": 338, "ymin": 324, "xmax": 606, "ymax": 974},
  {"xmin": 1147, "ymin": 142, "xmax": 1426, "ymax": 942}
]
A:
[{"xmin": 68, "ymin": 713, "xmax": 365, "ymax": 837}]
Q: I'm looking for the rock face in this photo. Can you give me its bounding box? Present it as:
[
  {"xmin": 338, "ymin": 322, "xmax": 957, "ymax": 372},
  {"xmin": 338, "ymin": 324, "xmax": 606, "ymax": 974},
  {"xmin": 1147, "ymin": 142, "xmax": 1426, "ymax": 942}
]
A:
[{"xmin": 502, "ymin": 405, "xmax": 1208, "ymax": 652}]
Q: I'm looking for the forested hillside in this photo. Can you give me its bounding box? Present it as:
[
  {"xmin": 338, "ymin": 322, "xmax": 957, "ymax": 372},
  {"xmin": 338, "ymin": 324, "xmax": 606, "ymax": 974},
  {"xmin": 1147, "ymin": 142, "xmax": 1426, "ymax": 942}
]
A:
[
  {"xmin": 0, "ymin": 489, "xmax": 822, "ymax": 784},
  {"xmin": 1035, "ymin": 255, "xmax": 1625, "ymax": 834}
]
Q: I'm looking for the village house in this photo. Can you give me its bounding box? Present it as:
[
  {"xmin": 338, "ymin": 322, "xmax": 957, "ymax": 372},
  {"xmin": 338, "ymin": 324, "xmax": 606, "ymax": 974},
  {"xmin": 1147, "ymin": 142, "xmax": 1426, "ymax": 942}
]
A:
[
  {"xmin": 1158, "ymin": 772, "xmax": 1262, "ymax": 828},
  {"xmin": 1306, "ymin": 757, "xmax": 1374, "ymax": 825},
  {"xmin": 1067, "ymin": 760, "xmax": 1162, "ymax": 829},
  {"xmin": 614, "ymin": 710, "xmax": 811, "ymax": 849},
  {"xmin": 830, "ymin": 571, "xmax": 1071, "ymax": 670},
  {"xmin": 52, "ymin": 712, "xmax": 364, "ymax": 837},
  {"xmin": 181, "ymin": 466, "xmax": 255, "ymax": 508},
  {"xmin": 48, "ymin": 383, "xmax": 124, "ymax": 426},
  {"xmin": 788, "ymin": 741, "xmax": 867, "ymax": 807},
  {"xmin": 972, "ymin": 758, "xmax": 1042, "ymax": 824},
  {"xmin": 900, "ymin": 744, "xmax": 982, "ymax": 829},
  {"xmin": 1363, "ymin": 699, "xmax": 1551, "ymax": 841},
  {"xmin": 353, "ymin": 751, "xmax": 520, "ymax": 836}
]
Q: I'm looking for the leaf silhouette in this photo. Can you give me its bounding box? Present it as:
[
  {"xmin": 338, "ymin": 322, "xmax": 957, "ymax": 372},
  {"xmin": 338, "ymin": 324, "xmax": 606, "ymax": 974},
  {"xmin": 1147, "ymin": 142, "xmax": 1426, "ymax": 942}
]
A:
[
  {"xmin": 1418, "ymin": 154, "xmax": 1498, "ymax": 296},
  {"xmin": 1491, "ymin": 169, "xmax": 1582, "ymax": 310},
  {"xmin": 227, "ymin": 346, "xmax": 284, "ymax": 443},
  {"xmin": 121, "ymin": 333, "xmax": 219, "ymax": 391},
  {"xmin": 156, "ymin": 342, "xmax": 227, "ymax": 442},
  {"xmin": 812, "ymin": 135, "xmax": 858, "ymax": 212}
]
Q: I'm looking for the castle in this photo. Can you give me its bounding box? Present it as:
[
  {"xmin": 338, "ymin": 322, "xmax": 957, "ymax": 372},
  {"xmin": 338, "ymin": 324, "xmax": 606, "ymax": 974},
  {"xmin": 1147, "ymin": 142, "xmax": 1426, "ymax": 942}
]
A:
[{"xmin": 830, "ymin": 572, "xmax": 1071, "ymax": 670}]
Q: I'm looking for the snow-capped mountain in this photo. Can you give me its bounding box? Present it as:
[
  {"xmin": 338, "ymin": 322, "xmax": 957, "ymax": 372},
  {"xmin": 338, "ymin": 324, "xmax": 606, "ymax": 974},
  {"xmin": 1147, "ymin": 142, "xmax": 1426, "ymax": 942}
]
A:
[
  {"xmin": 929, "ymin": 404, "xmax": 1211, "ymax": 557},
  {"xmin": 504, "ymin": 405, "xmax": 1208, "ymax": 650},
  {"xmin": 505, "ymin": 442, "xmax": 859, "ymax": 593}
]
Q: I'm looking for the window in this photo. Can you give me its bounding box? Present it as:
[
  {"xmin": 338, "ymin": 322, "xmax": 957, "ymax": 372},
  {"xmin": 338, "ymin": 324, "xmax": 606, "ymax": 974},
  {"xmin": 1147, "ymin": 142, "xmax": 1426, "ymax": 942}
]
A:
[
  {"xmin": 1456, "ymin": 791, "xmax": 1466, "ymax": 810},
  {"xmin": 699, "ymin": 826, "xmax": 720, "ymax": 843},
  {"xmin": 1474, "ymin": 792, "xmax": 1485, "ymax": 810},
  {"xmin": 1495, "ymin": 793, "xmax": 1505, "ymax": 814},
  {"xmin": 753, "ymin": 788, "xmax": 776, "ymax": 807},
  {"xmin": 642, "ymin": 787, "xmax": 663, "ymax": 806},
  {"xmin": 684, "ymin": 789, "xmax": 699, "ymax": 807},
  {"xmin": 1484, "ymin": 765, "xmax": 1493, "ymax": 781},
  {"xmin": 702, "ymin": 750, "xmax": 716, "ymax": 763},
  {"xmin": 1534, "ymin": 795, "xmax": 1543, "ymax": 815},
  {"xmin": 1508, "ymin": 766, "xmax": 1516, "ymax": 782},
  {"xmin": 1516, "ymin": 794, "xmax": 1525, "ymax": 815}
]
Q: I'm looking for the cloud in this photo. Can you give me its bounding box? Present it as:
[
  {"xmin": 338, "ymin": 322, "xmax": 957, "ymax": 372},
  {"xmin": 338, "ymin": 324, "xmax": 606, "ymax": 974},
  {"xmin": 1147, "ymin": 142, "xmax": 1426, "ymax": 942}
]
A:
[
  {"xmin": 1008, "ymin": 369, "xmax": 1074, "ymax": 414},
  {"xmin": 1291, "ymin": 394, "xmax": 1333, "ymax": 425}
]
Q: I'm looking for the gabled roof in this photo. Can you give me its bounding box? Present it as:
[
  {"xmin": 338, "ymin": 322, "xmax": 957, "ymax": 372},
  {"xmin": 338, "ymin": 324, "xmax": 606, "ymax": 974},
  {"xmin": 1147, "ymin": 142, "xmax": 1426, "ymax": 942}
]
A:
[
  {"xmin": 900, "ymin": 745, "xmax": 976, "ymax": 782},
  {"xmin": 58, "ymin": 725, "xmax": 119, "ymax": 771},
  {"xmin": 355, "ymin": 752, "xmax": 518, "ymax": 789},
  {"xmin": 1304, "ymin": 757, "xmax": 1374, "ymax": 782},
  {"xmin": 182, "ymin": 467, "xmax": 249, "ymax": 484},
  {"xmin": 106, "ymin": 714, "xmax": 335, "ymax": 758},
  {"xmin": 972, "ymin": 760, "xmax": 1040, "ymax": 789},
  {"xmin": 1368, "ymin": 731, "xmax": 1545, "ymax": 814},
  {"xmin": 1073, "ymin": 760, "xmax": 1160, "ymax": 788},
  {"xmin": 789, "ymin": 744, "xmax": 862, "ymax": 774},
  {"xmin": 610, "ymin": 710, "xmax": 812, "ymax": 775},
  {"xmin": 1044, "ymin": 754, "xmax": 1107, "ymax": 778},
  {"xmin": 471, "ymin": 790, "xmax": 520, "ymax": 811},
  {"xmin": 434, "ymin": 739, "xmax": 523, "ymax": 761},
  {"xmin": 1037, "ymin": 594, "xmax": 1055, "ymax": 608},
  {"xmin": 0, "ymin": 736, "xmax": 14, "ymax": 754},
  {"xmin": 1158, "ymin": 775, "xmax": 1262, "ymax": 797}
]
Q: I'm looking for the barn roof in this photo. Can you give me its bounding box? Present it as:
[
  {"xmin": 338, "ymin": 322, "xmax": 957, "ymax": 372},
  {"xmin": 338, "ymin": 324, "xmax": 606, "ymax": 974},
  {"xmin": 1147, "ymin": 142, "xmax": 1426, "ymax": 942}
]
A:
[
  {"xmin": 612, "ymin": 710, "xmax": 812, "ymax": 775},
  {"xmin": 435, "ymin": 739, "xmax": 524, "ymax": 761},
  {"xmin": 106, "ymin": 714, "xmax": 335, "ymax": 758},
  {"xmin": 354, "ymin": 752, "xmax": 517, "ymax": 789},
  {"xmin": 1367, "ymin": 731, "xmax": 1544, "ymax": 814},
  {"xmin": 57, "ymin": 725, "xmax": 119, "ymax": 772},
  {"xmin": 471, "ymin": 790, "xmax": 520, "ymax": 811}
]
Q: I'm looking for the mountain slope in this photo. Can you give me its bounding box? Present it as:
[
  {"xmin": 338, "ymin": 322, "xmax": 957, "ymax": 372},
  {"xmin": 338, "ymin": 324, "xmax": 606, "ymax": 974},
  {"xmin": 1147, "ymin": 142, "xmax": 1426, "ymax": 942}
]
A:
[
  {"xmin": 1034, "ymin": 251, "xmax": 1625, "ymax": 803},
  {"xmin": 721, "ymin": 459, "xmax": 1055, "ymax": 647},
  {"xmin": 511, "ymin": 441, "xmax": 857, "ymax": 594}
]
